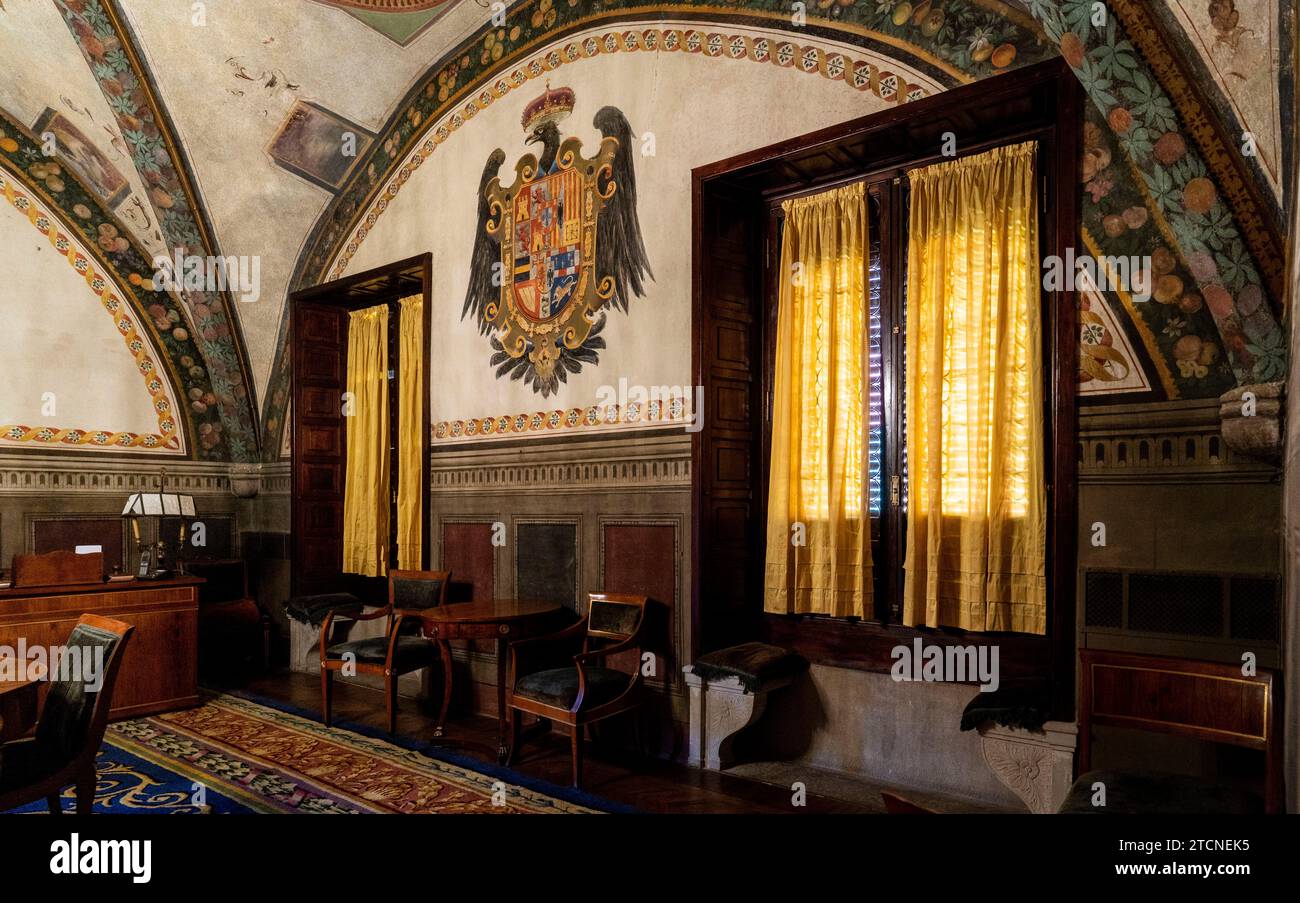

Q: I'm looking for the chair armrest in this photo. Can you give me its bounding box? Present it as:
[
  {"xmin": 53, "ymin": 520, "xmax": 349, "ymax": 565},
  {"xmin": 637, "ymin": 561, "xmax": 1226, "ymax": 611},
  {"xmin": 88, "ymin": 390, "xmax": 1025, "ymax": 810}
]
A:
[
  {"xmin": 570, "ymin": 633, "xmax": 645, "ymax": 713},
  {"xmin": 508, "ymin": 616, "xmax": 585, "ymax": 689},
  {"xmin": 384, "ymin": 611, "xmax": 425, "ymax": 672},
  {"xmin": 320, "ymin": 604, "xmax": 391, "ymax": 660}
]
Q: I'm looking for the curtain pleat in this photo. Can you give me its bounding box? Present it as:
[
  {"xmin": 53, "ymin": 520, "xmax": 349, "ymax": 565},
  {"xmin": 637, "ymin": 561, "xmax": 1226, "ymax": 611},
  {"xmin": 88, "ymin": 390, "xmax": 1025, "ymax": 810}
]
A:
[
  {"xmin": 396, "ymin": 294, "xmax": 424, "ymax": 570},
  {"xmin": 902, "ymin": 141, "xmax": 1046, "ymax": 634},
  {"xmin": 342, "ymin": 304, "xmax": 390, "ymax": 577},
  {"xmin": 764, "ymin": 182, "xmax": 872, "ymax": 617}
]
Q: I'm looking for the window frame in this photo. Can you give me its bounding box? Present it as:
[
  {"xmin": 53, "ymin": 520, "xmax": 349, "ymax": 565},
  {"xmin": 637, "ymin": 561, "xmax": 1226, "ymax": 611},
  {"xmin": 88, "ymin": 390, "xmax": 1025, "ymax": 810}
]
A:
[{"xmin": 692, "ymin": 59, "xmax": 1081, "ymax": 718}]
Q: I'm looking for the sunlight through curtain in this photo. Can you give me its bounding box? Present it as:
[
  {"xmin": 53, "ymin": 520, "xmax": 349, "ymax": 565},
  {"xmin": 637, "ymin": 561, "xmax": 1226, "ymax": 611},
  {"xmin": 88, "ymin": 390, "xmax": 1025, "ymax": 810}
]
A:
[
  {"xmin": 342, "ymin": 304, "xmax": 389, "ymax": 577},
  {"xmin": 396, "ymin": 294, "xmax": 423, "ymax": 570},
  {"xmin": 902, "ymin": 141, "xmax": 1046, "ymax": 634},
  {"xmin": 764, "ymin": 182, "xmax": 872, "ymax": 617}
]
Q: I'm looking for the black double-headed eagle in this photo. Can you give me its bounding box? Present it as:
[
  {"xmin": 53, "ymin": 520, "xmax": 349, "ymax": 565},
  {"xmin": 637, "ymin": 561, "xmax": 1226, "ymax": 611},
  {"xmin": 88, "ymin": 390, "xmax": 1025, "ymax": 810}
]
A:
[{"xmin": 462, "ymin": 86, "xmax": 653, "ymax": 397}]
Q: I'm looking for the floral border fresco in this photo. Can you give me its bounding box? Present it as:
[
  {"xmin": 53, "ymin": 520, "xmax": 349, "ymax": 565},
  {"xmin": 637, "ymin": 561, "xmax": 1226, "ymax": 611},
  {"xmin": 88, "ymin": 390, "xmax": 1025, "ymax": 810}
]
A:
[
  {"xmin": 0, "ymin": 116, "xmax": 234, "ymax": 458},
  {"xmin": 433, "ymin": 393, "xmax": 697, "ymax": 443},
  {"xmin": 0, "ymin": 170, "xmax": 183, "ymax": 454},
  {"xmin": 54, "ymin": 0, "xmax": 261, "ymax": 460}
]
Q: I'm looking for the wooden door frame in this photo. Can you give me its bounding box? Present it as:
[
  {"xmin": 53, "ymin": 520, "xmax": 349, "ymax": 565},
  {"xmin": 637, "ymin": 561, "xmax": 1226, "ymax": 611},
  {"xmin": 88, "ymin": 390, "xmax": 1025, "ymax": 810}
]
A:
[{"xmin": 289, "ymin": 253, "xmax": 432, "ymax": 600}]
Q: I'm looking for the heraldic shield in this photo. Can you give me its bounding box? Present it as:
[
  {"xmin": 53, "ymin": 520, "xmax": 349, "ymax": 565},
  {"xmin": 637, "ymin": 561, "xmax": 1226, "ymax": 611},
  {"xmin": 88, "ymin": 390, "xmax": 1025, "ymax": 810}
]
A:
[
  {"xmin": 484, "ymin": 134, "xmax": 616, "ymax": 381},
  {"xmin": 462, "ymin": 84, "xmax": 654, "ymax": 398}
]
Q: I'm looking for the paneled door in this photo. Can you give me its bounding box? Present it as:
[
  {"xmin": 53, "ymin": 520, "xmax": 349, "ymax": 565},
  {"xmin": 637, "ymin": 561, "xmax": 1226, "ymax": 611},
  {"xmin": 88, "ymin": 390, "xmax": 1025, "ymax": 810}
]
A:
[{"xmin": 291, "ymin": 301, "xmax": 348, "ymax": 596}]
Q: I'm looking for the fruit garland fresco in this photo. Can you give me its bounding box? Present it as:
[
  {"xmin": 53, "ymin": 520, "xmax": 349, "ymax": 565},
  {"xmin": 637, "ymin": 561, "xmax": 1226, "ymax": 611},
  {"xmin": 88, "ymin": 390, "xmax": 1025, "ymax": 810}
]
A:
[
  {"xmin": 52, "ymin": 0, "xmax": 261, "ymax": 461},
  {"xmin": 1029, "ymin": 0, "xmax": 1285, "ymax": 387},
  {"xmin": 256, "ymin": 0, "xmax": 1287, "ymax": 457},
  {"xmin": 0, "ymin": 116, "xmax": 225, "ymax": 458}
]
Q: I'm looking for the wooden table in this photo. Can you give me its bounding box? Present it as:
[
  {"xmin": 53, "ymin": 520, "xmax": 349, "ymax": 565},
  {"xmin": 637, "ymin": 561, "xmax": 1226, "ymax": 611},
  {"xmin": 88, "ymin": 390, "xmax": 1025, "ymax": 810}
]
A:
[
  {"xmin": 420, "ymin": 599, "xmax": 570, "ymax": 763},
  {"xmin": 0, "ymin": 680, "xmax": 39, "ymax": 744}
]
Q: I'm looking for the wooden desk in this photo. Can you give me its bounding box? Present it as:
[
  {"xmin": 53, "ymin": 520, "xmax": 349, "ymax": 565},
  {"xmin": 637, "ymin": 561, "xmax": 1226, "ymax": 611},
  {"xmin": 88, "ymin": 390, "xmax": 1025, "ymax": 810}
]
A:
[
  {"xmin": 420, "ymin": 599, "xmax": 571, "ymax": 762},
  {"xmin": 0, "ymin": 679, "xmax": 39, "ymax": 743},
  {"xmin": 0, "ymin": 577, "xmax": 200, "ymax": 720}
]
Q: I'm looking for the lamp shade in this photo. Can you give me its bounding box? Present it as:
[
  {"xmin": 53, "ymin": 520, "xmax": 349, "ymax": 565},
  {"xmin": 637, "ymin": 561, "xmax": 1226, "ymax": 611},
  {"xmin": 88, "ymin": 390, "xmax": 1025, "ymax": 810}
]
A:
[{"xmin": 122, "ymin": 493, "xmax": 196, "ymax": 517}]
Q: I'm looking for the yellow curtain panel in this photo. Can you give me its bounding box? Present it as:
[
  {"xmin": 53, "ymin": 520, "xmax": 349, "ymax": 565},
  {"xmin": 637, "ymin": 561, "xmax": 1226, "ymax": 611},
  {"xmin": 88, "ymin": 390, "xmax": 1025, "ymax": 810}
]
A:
[
  {"xmin": 902, "ymin": 141, "xmax": 1046, "ymax": 634},
  {"xmin": 342, "ymin": 304, "xmax": 390, "ymax": 578},
  {"xmin": 396, "ymin": 294, "xmax": 424, "ymax": 570},
  {"xmin": 764, "ymin": 182, "xmax": 872, "ymax": 617}
]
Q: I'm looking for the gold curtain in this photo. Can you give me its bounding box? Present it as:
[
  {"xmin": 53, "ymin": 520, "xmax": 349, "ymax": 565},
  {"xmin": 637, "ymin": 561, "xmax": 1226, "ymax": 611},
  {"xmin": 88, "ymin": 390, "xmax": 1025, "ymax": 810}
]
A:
[
  {"xmin": 396, "ymin": 294, "xmax": 424, "ymax": 570},
  {"xmin": 902, "ymin": 141, "xmax": 1046, "ymax": 634},
  {"xmin": 342, "ymin": 304, "xmax": 389, "ymax": 577},
  {"xmin": 764, "ymin": 182, "xmax": 871, "ymax": 617}
]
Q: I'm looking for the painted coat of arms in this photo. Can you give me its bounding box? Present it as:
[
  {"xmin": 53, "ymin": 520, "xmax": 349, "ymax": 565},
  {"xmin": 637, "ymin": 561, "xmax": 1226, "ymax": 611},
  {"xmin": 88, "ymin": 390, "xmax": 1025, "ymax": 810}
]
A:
[{"xmin": 463, "ymin": 85, "xmax": 653, "ymax": 396}]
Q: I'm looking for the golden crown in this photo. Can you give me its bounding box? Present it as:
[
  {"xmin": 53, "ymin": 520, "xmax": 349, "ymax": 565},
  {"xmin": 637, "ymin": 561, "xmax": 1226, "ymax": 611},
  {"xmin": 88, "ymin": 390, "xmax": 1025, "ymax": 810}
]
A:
[{"xmin": 521, "ymin": 83, "xmax": 575, "ymax": 132}]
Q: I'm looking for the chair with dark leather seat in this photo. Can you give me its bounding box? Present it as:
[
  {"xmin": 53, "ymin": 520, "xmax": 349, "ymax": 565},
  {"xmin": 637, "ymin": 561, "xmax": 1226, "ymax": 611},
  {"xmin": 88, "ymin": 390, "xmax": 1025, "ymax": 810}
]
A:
[
  {"xmin": 319, "ymin": 569, "xmax": 449, "ymax": 735},
  {"xmin": 507, "ymin": 592, "xmax": 648, "ymax": 787},
  {"xmin": 0, "ymin": 614, "xmax": 134, "ymax": 814}
]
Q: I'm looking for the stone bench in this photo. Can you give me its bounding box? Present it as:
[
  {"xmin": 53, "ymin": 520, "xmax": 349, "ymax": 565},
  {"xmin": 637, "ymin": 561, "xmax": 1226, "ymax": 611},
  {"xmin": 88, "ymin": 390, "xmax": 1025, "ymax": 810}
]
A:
[
  {"xmin": 683, "ymin": 642, "xmax": 807, "ymax": 770},
  {"xmin": 960, "ymin": 685, "xmax": 1078, "ymax": 814}
]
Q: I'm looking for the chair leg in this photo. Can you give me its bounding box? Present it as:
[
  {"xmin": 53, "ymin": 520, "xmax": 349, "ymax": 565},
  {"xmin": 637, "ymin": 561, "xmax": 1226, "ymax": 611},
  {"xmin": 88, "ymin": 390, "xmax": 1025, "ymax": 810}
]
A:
[
  {"xmin": 47, "ymin": 793, "xmax": 62, "ymax": 815},
  {"xmin": 321, "ymin": 667, "xmax": 333, "ymax": 727},
  {"xmin": 506, "ymin": 708, "xmax": 522, "ymax": 766},
  {"xmin": 75, "ymin": 772, "xmax": 95, "ymax": 815},
  {"xmin": 386, "ymin": 673, "xmax": 398, "ymax": 736},
  {"xmin": 435, "ymin": 640, "xmax": 453, "ymax": 738},
  {"xmin": 571, "ymin": 724, "xmax": 584, "ymax": 788}
]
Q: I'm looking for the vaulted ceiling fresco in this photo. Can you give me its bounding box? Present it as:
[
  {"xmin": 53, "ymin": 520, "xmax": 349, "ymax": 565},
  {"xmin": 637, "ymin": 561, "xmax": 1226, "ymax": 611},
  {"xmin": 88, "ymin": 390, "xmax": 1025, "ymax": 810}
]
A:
[{"xmin": 0, "ymin": 0, "xmax": 1291, "ymax": 463}]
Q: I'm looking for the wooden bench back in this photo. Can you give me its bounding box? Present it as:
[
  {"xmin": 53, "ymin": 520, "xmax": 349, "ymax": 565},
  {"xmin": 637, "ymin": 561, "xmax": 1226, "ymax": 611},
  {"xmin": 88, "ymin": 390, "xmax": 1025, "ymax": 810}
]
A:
[{"xmin": 1079, "ymin": 648, "xmax": 1282, "ymax": 812}]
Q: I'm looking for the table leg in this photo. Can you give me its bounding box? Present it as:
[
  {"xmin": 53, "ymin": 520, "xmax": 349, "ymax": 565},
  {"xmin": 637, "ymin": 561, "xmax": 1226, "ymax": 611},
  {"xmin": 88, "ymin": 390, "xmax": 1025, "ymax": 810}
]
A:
[{"xmin": 496, "ymin": 637, "xmax": 509, "ymax": 764}]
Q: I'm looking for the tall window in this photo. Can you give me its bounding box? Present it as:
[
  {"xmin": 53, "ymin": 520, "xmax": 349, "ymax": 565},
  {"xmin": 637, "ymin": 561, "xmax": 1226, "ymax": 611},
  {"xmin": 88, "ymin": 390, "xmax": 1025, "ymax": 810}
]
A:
[{"xmin": 763, "ymin": 141, "xmax": 1046, "ymax": 635}]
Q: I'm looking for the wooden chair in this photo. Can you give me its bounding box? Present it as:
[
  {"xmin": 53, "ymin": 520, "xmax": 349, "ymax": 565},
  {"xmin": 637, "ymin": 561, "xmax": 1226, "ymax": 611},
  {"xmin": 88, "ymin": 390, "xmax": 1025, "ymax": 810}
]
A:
[
  {"xmin": 0, "ymin": 614, "xmax": 134, "ymax": 814},
  {"xmin": 507, "ymin": 592, "xmax": 648, "ymax": 787},
  {"xmin": 319, "ymin": 569, "xmax": 449, "ymax": 735},
  {"xmin": 1061, "ymin": 648, "xmax": 1282, "ymax": 814}
]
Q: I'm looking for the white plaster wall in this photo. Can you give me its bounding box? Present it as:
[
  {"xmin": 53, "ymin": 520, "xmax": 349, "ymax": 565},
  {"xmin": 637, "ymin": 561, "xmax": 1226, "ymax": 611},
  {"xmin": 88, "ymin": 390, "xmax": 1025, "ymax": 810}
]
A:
[
  {"xmin": 117, "ymin": 0, "xmax": 490, "ymax": 402},
  {"xmin": 340, "ymin": 22, "xmax": 941, "ymax": 429},
  {"xmin": 0, "ymin": 167, "xmax": 177, "ymax": 446}
]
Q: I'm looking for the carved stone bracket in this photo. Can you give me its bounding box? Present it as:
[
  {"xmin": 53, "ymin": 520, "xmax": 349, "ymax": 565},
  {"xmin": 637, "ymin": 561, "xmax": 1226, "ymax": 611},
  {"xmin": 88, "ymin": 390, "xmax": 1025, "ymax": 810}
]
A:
[
  {"xmin": 1219, "ymin": 382, "xmax": 1285, "ymax": 462},
  {"xmin": 228, "ymin": 463, "xmax": 262, "ymax": 499},
  {"xmin": 683, "ymin": 668, "xmax": 793, "ymax": 770},
  {"xmin": 978, "ymin": 721, "xmax": 1078, "ymax": 814}
]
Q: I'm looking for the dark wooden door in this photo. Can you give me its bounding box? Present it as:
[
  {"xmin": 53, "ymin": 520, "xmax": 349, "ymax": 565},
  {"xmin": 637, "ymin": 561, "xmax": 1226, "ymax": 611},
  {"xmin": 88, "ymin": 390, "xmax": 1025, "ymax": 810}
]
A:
[
  {"xmin": 693, "ymin": 182, "xmax": 763, "ymax": 652},
  {"xmin": 291, "ymin": 301, "xmax": 348, "ymax": 597}
]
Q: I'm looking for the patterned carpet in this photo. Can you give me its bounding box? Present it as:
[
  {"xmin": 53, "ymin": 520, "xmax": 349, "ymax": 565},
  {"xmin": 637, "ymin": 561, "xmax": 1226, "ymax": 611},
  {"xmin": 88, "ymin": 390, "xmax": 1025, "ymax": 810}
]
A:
[{"xmin": 6, "ymin": 692, "xmax": 618, "ymax": 814}]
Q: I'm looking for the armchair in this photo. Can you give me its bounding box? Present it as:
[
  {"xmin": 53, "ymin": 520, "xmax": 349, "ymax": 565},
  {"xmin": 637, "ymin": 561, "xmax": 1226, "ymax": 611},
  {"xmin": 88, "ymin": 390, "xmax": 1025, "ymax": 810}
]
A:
[
  {"xmin": 0, "ymin": 614, "xmax": 134, "ymax": 814},
  {"xmin": 507, "ymin": 592, "xmax": 648, "ymax": 787},
  {"xmin": 319, "ymin": 570, "xmax": 449, "ymax": 735}
]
